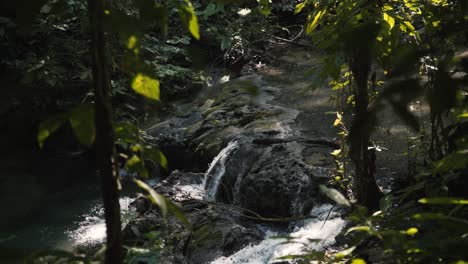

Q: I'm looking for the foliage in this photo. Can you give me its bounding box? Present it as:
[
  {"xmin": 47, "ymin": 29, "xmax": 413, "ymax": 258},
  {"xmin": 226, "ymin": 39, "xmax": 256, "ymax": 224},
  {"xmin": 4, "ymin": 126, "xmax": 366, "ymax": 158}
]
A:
[{"xmin": 283, "ymin": 0, "xmax": 468, "ymax": 262}]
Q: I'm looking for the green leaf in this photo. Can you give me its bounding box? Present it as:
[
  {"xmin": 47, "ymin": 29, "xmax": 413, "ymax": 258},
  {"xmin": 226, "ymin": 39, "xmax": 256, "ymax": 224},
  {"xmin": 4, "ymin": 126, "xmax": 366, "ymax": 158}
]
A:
[
  {"xmin": 126, "ymin": 155, "xmax": 149, "ymax": 178},
  {"xmin": 319, "ymin": 185, "xmax": 351, "ymax": 207},
  {"xmin": 114, "ymin": 122, "xmax": 139, "ymax": 144},
  {"xmin": 334, "ymin": 246, "xmax": 356, "ymax": 260},
  {"xmin": 144, "ymin": 147, "xmax": 168, "ymax": 169},
  {"xmin": 383, "ymin": 12, "xmax": 395, "ymax": 31},
  {"xmin": 306, "ymin": 10, "xmax": 325, "ymax": 34},
  {"xmin": 176, "ymin": 0, "xmax": 200, "ymax": 40},
  {"xmin": 418, "ymin": 197, "xmax": 468, "ymax": 205},
  {"xmin": 37, "ymin": 114, "xmax": 67, "ymax": 148},
  {"xmin": 166, "ymin": 199, "xmax": 191, "ymax": 228},
  {"xmin": 134, "ymin": 179, "xmax": 167, "ymax": 217},
  {"xmin": 131, "ymin": 73, "xmax": 160, "ymax": 100},
  {"xmin": 69, "ymin": 104, "xmax": 95, "ymax": 147},
  {"xmin": 351, "ymin": 259, "xmax": 367, "ymax": 264},
  {"xmin": 346, "ymin": 226, "xmax": 381, "ymax": 238},
  {"xmin": 257, "ymin": 0, "xmax": 271, "ymax": 16},
  {"xmin": 294, "ymin": 2, "xmax": 306, "ymax": 15}
]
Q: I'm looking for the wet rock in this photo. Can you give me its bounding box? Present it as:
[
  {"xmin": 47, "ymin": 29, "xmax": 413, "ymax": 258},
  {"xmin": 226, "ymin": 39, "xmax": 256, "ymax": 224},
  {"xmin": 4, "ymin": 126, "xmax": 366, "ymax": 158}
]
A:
[
  {"xmin": 124, "ymin": 171, "xmax": 263, "ymax": 264},
  {"xmin": 238, "ymin": 142, "xmax": 330, "ymax": 218}
]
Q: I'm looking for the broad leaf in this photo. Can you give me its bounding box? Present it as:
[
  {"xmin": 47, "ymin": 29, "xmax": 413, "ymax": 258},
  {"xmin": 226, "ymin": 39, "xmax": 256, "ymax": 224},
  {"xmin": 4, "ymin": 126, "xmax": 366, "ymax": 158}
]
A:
[
  {"xmin": 176, "ymin": 0, "xmax": 200, "ymax": 40},
  {"xmin": 131, "ymin": 73, "xmax": 160, "ymax": 100}
]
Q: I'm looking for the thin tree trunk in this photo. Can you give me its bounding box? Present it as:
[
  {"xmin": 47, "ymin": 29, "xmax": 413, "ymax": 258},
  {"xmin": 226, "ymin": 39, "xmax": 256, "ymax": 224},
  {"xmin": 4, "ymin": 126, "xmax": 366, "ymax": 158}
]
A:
[
  {"xmin": 87, "ymin": 0, "xmax": 123, "ymax": 262},
  {"xmin": 349, "ymin": 46, "xmax": 382, "ymax": 210}
]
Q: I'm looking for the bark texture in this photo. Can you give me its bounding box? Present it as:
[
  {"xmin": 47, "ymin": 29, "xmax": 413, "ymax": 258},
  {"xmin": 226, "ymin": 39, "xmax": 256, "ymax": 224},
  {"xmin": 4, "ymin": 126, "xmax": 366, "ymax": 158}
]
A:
[{"xmin": 87, "ymin": 0, "xmax": 123, "ymax": 262}]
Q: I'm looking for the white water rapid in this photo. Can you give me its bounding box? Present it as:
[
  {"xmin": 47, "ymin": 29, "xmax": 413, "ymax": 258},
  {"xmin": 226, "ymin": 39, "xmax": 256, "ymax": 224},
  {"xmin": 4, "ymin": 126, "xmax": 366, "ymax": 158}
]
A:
[
  {"xmin": 203, "ymin": 140, "xmax": 239, "ymax": 200},
  {"xmin": 211, "ymin": 204, "xmax": 346, "ymax": 264}
]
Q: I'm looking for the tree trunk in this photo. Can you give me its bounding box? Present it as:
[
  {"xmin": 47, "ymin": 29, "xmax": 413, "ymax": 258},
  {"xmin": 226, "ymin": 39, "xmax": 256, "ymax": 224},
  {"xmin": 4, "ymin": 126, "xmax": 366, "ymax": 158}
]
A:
[
  {"xmin": 349, "ymin": 46, "xmax": 382, "ymax": 211},
  {"xmin": 87, "ymin": 0, "xmax": 123, "ymax": 263}
]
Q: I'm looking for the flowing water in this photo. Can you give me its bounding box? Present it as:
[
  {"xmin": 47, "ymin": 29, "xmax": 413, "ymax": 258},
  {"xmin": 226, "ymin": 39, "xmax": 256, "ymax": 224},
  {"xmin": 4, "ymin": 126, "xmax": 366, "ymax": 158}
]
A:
[
  {"xmin": 203, "ymin": 140, "xmax": 239, "ymax": 201},
  {"xmin": 211, "ymin": 204, "xmax": 346, "ymax": 264}
]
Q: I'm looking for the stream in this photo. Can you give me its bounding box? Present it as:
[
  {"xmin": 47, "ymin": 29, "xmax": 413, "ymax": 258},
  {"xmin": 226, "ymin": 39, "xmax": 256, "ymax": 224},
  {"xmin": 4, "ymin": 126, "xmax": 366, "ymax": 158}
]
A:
[{"xmin": 2, "ymin": 48, "xmax": 352, "ymax": 263}]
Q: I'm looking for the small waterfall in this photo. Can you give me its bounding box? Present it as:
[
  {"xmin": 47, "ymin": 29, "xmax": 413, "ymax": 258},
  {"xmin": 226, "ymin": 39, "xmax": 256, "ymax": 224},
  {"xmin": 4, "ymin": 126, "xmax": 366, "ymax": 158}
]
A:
[
  {"xmin": 203, "ymin": 140, "xmax": 239, "ymax": 201},
  {"xmin": 211, "ymin": 204, "xmax": 346, "ymax": 264}
]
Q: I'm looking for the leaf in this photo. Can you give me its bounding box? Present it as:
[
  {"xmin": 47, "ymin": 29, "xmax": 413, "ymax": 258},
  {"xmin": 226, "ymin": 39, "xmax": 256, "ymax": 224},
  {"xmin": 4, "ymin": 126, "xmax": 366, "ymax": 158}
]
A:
[
  {"xmin": 126, "ymin": 155, "xmax": 149, "ymax": 178},
  {"xmin": 319, "ymin": 185, "xmax": 351, "ymax": 207},
  {"xmin": 418, "ymin": 197, "xmax": 468, "ymax": 205},
  {"xmin": 176, "ymin": 0, "xmax": 200, "ymax": 40},
  {"xmin": 37, "ymin": 114, "xmax": 67, "ymax": 148},
  {"xmin": 331, "ymin": 149, "xmax": 342, "ymax": 157},
  {"xmin": 257, "ymin": 0, "xmax": 271, "ymax": 16},
  {"xmin": 131, "ymin": 73, "xmax": 160, "ymax": 100},
  {"xmin": 346, "ymin": 226, "xmax": 381, "ymax": 239},
  {"xmin": 294, "ymin": 2, "xmax": 306, "ymax": 15},
  {"xmin": 144, "ymin": 147, "xmax": 168, "ymax": 169},
  {"xmin": 306, "ymin": 10, "xmax": 325, "ymax": 34},
  {"xmin": 114, "ymin": 122, "xmax": 139, "ymax": 144},
  {"xmin": 166, "ymin": 199, "xmax": 191, "ymax": 228},
  {"xmin": 351, "ymin": 259, "xmax": 367, "ymax": 264},
  {"xmin": 334, "ymin": 246, "xmax": 356, "ymax": 260},
  {"xmin": 383, "ymin": 12, "xmax": 395, "ymax": 31},
  {"xmin": 69, "ymin": 104, "xmax": 95, "ymax": 147},
  {"xmin": 134, "ymin": 179, "xmax": 167, "ymax": 217}
]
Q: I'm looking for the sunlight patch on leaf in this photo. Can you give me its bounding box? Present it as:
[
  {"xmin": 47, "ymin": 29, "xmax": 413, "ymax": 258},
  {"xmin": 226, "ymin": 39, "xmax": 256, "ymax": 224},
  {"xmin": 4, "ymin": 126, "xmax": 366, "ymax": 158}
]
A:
[
  {"xmin": 419, "ymin": 197, "xmax": 468, "ymax": 205},
  {"xmin": 177, "ymin": 0, "xmax": 200, "ymax": 40},
  {"xmin": 131, "ymin": 73, "xmax": 160, "ymax": 100},
  {"xmin": 294, "ymin": 2, "xmax": 306, "ymax": 15}
]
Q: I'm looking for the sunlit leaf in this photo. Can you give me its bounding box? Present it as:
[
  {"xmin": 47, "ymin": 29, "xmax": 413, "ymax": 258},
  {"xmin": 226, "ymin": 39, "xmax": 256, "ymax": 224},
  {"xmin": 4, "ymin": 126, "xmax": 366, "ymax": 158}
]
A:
[
  {"xmin": 418, "ymin": 197, "xmax": 468, "ymax": 205},
  {"xmin": 346, "ymin": 226, "xmax": 381, "ymax": 238},
  {"xmin": 69, "ymin": 104, "xmax": 95, "ymax": 147},
  {"xmin": 134, "ymin": 179, "xmax": 167, "ymax": 217},
  {"xmin": 294, "ymin": 2, "xmax": 306, "ymax": 15},
  {"xmin": 319, "ymin": 185, "xmax": 351, "ymax": 207},
  {"xmin": 405, "ymin": 227, "xmax": 418, "ymax": 236},
  {"xmin": 334, "ymin": 246, "xmax": 356, "ymax": 260},
  {"xmin": 351, "ymin": 258, "xmax": 366, "ymax": 264},
  {"xmin": 131, "ymin": 73, "xmax": 160, "ymax": 100},
  {"xmin": 383, "ymin": 12, "xmax": 395, "ymax": 31},
  {"xmin": 331, "ymin": 149, "xmax": 342, "ymax": 157},
  {"xmin": 176, "ymin": 0, "xmax": 200, "ymax": 40},
  {"xmin": 306, "ymin": 10, "xmax": 325, "ymax": 34}
]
